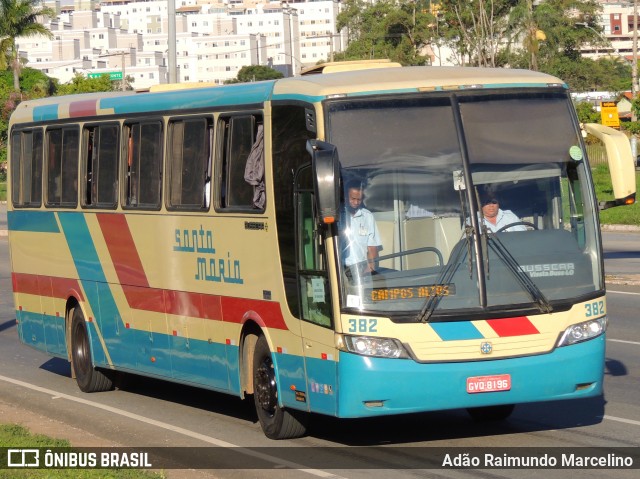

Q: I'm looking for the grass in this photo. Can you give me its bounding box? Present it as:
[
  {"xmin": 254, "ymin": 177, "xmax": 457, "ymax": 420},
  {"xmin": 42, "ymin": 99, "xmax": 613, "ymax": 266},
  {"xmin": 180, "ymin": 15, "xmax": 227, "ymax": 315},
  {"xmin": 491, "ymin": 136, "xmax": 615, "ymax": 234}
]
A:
[
  {"xmin": 592, "ymin": 163, "xmax": 640, "ymax": 226},
  {"xmin": 0, "ymin": 424, "xmax": 165, "ymax": 479},
  {"xmin": 0, "ymin": 181, "xmax": 5, "ymax": 202}
]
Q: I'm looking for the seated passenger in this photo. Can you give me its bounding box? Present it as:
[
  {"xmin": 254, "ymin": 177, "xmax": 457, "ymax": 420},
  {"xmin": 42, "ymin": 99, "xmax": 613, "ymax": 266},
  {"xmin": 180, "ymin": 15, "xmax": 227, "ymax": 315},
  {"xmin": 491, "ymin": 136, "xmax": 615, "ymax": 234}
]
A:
[{"xmin": 479, "ymin": 189, "xmax": 526, "ymax": 233}]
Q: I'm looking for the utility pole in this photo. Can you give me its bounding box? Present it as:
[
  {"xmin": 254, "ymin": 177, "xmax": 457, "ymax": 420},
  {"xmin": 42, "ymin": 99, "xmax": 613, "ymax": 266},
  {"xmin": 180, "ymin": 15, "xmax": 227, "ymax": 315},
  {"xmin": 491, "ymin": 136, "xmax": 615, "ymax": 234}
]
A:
[
  {"xmin": 633, "ymin": 0, "xmax": 638, "ymax": 121},
  {"xmin": 121, "ymin": 50, "xmax": 126, "ymax": 91},
  {"xmin": 168, "ymin": 0, "xmax": 177, "ymax": 83}
]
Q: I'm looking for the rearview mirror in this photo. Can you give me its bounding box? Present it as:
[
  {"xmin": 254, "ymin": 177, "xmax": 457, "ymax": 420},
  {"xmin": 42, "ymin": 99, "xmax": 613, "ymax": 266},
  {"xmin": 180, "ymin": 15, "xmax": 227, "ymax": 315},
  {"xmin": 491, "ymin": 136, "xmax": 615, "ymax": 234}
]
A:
[{"xmin": 306, "ymin": 139, "xmax": 341, "ymax": 225}]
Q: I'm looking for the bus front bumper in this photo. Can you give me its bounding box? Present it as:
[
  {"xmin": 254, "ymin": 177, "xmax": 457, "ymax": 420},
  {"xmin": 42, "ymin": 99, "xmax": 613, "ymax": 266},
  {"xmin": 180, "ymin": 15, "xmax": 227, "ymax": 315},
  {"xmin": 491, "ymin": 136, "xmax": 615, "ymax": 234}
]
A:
[{"xmin": 336, "ymin": 335, "xmax": 605, "ymax": 417}]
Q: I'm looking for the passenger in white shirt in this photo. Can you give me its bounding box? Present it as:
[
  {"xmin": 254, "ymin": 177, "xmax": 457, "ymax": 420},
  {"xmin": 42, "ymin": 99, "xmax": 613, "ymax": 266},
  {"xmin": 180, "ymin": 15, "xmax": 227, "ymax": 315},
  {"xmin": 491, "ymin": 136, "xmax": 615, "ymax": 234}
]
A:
[{"xmin": 341, "ymin": 180, "xmax": 382, "ymax": 272}]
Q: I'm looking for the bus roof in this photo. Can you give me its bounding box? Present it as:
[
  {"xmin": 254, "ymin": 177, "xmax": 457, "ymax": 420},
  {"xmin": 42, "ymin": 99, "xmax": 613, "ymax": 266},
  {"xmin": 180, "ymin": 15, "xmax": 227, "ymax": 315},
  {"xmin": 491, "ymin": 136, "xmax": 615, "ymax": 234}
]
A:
[
  {"xmin": 10, "ymin": 66, "xmax": 567, "ymax": 125},
  {"xmin": 299, "ymin": 59, "xmax": 402, "ymax": 75}
]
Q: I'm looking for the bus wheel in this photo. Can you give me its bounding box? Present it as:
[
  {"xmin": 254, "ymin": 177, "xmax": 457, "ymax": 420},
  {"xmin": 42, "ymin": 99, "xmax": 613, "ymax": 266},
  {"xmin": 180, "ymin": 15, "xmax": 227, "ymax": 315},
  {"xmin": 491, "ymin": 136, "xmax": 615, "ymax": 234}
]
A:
[
  {"xmin": 70, "ymin": 308, "xmax": 113, "ymax": 393},
  {"xmin": 253, "ymin": 335, "xmax": 308, "ymax": 439},
  {"xmin": 466, "ymin": 404, "xmax": 515, "ymax": 422}
]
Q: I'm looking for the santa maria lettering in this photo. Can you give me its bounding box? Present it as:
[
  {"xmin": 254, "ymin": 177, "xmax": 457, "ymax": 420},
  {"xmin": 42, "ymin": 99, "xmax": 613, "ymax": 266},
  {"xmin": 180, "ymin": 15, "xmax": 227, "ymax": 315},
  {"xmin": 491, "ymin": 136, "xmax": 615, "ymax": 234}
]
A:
[{"xmin": 173, "ymin": 227, "xmax": 244, "ymax": 284}]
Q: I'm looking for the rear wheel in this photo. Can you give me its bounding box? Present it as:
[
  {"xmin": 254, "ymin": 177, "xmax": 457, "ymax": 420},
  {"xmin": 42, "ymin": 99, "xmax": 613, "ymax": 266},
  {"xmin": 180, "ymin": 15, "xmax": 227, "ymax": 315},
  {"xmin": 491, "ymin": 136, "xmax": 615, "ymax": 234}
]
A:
[
  {"xmin": 467, "ymin": 404, "xmax": 515, "ymax": 422},
  {"xmin": 253, "ymin": 335, "xmax": 308, "ymax": 439},
  {"xmin": 70, "ymin": 307, "xmax": 113, "ymax": 393}
]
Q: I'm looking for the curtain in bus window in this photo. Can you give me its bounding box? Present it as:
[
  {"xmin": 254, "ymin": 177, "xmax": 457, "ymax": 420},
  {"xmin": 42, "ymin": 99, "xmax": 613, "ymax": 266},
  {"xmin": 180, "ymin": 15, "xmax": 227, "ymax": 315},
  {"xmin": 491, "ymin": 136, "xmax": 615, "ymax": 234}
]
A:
[
  {"xmin": 10, "ymin": 131, "xmax": 22, "ymax": 205},
  {"xmin": 46, "ymin": 128, "xmax": 79, "ymax": 207},
  {"xmin": 127, "ymin": 121, "xmax": 162, "ymax": 208},
  {"xmin": 169, "ymin": 118, "xmax": 208, "ymax": 209},
  {"xmin": 138, "ymin": 123, "xmax": 162, "ymax": 206},
  {"xmin": 96, "ymin": 125, "xmax": 119, "ymax": 207},
  {"xmin": 244, "ymin": 123, "xmax": 265, "ymax": 209}
]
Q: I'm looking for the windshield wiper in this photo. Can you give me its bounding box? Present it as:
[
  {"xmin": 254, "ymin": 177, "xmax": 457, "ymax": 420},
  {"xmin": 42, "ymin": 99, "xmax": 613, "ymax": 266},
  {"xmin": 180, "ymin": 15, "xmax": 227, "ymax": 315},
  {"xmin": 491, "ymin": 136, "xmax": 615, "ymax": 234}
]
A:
[
  {"xmin": 486, "ymin": 233, "xmax": 553, "ymax": 314},
  {"xmin": 415, "ymin": 229, "xmax": 469, "ymax": 323}
]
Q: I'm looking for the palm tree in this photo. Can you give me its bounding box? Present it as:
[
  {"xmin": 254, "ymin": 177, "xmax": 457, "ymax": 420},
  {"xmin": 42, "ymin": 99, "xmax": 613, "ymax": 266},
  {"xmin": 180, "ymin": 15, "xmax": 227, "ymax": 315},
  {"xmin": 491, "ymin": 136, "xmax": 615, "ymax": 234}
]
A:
[{"xmin": 0, "ymin": 0, "xmax": 54, "ymax": 92}]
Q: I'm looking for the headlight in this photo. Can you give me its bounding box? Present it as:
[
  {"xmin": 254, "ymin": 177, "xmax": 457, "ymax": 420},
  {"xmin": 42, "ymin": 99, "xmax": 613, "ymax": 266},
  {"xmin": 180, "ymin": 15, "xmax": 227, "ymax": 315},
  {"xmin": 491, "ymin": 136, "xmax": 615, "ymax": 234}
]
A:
[
  {"xmin": 557, "ymin": 317, "xmax": 607, "ymax": 347},
  {"xmin": 336, "ymin": 334, "xmax": 409, "ymax": 359}
]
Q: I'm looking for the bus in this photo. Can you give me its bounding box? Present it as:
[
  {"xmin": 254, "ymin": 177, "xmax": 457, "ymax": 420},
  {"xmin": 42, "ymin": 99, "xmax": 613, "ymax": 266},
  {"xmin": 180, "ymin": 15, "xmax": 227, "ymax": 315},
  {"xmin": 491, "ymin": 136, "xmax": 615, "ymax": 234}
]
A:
[{"xmin": 7, "ymin": 65, "xmax": 636, "ymax": 439}]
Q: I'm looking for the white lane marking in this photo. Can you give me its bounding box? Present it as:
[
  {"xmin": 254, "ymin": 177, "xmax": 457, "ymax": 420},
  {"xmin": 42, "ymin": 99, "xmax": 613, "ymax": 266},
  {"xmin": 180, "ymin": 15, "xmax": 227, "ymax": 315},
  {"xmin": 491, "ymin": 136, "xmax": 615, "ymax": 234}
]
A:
[
  {"xmin": 608, "ymin": 338, "xmax": 640, "ymax": 346},
  {"xmin": 607, "ymin": 290, "xmax": 640, "ymax": 296},
  {"xmin": 602, "ymin": 415, "xmax": 640, "ymax": 427},
  {"xmin": 0, "ymin": 374, "xmax": 341, "ymax": 478}
]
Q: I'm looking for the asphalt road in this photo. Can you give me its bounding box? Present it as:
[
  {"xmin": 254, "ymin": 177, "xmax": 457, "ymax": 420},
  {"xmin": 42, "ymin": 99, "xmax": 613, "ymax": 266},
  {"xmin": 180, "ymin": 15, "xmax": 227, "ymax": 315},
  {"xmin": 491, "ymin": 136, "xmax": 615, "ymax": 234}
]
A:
[{"xmin": 0, "ymin": 205, "xmax": 639, "ymax": 478}]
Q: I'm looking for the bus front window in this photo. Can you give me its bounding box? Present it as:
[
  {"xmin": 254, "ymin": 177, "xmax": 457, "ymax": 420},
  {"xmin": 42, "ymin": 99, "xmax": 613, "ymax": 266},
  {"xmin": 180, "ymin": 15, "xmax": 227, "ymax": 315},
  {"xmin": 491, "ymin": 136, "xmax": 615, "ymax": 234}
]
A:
[{"xmin": 327, "ymin": 91, "xmax": 601, "ymax": 319}]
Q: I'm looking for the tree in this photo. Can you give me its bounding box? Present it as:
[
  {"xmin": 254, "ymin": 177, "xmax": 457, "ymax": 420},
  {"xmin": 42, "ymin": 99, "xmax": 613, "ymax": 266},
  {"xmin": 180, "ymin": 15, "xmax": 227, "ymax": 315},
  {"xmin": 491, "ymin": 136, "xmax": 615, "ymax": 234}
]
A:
[
  {"xmin": 438, "ymin": 0, "xmax": 516, "ymax": 67},
  {"xmin": 573, "ymin": 101, "xmax": 600, "ymax": 124},
  {"xmin": 336, "ymin": 0, "xmax": 434, "ymax": 65},
  {"xmin": 225, "ymin": 65, "xmax": 284, "ymax": 84},
  {"xmin": 505, "ymin": 0, "xmax": 602, "ymax": 72},
  {"xmin": 0, "ymin": 0, "xmax": 55, "ymax": 93},
  {"xmin": 55, "ymin": 73, "xmax": 116, "ymax": 95}
]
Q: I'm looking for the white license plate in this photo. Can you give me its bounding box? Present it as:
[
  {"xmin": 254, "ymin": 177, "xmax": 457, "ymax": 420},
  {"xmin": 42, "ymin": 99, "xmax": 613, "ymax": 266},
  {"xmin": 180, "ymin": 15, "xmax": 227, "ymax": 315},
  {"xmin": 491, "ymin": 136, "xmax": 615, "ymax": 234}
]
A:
[{"xmin": 466, "ymin": 374, "xmax": 511, "ymax": 394}]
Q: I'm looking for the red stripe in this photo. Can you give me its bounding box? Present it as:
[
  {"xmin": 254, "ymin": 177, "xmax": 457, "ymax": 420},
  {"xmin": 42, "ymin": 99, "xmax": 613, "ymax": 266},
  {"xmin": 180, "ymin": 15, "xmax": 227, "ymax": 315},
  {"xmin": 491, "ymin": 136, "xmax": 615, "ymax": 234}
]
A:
[
  {"xmin": 12, "ymin": 273, "xmax": 84, "ymax": 301},
  {"xmin": 97, "ymin": 213, "xmax": 150, "ymax": 287},
  {"xmin": 69, "ymin": 99, "xmax": 97, "ymax": 118},
  {"xmin": 13, "ymin": 273, "xmax": 40, "ymax": 295},
  {"xmin": 221, "ymin": 296, "xmax": 288, "ymax": 330},
  {"xmin": 486, "ymin": 316, "xmax": 539, "ymax": 337},
  {"xmin": 123, "ymin": 285, "xmax": 165, "ymax": 313},
  {"xmin": 164, "ymin": 290, "xmax": 223, "ymax": 321}
]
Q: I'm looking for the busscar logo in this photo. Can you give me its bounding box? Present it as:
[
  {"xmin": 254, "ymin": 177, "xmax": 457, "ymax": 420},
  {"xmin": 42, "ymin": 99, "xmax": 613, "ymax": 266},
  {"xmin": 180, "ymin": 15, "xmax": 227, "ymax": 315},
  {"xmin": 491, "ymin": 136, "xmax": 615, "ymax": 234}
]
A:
[
  {"xmin": 518, "ymin": 262, "xmax": 575, "ymax": 278},
  {"xmin": 8, "ymin": 449, "xmax": 40, "ymax": 467}
]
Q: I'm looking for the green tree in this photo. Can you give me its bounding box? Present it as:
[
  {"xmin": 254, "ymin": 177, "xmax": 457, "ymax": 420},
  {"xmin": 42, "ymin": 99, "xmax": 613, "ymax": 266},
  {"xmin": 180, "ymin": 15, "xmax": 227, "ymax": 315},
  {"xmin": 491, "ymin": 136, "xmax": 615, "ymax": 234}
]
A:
[
  {"xmin": 573, "ymin": 101, "xmax": 600, "ymax": 124},
  {"xmin": 438, "ymin": 0, "xmax": 516, "ymax": 67},
  {"xmin": 0, "ymin": 0, "xmax": 55, "ymax": 92},
  {"xmin": 505, "ymin": 0, "xmax": 602, "ymax": 72},
  {"xmin": 225, "ymin": 65, "xmax": 284, "ymax": 83},
  {"xmin": 336, "ymin": 0, "xmax": 434, "ymax": 65},
  {"xmin": 55, "ymin": 73, "xmax": 115, "ymax": 95}
]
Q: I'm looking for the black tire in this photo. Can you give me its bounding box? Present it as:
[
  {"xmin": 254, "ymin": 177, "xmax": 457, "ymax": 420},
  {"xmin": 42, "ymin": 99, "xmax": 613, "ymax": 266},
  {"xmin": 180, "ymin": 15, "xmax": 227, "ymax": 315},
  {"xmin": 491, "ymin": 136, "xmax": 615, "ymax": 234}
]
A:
[
  {"xmin": 253, "ymin": 335, "xmax": 308, "ymax": 439},
  {"xmin": 467, "ymin": 404, "xmax": 515, "ymax": 422},
  {"xmin": 70, "ymin": 307, "xmax": 113, "ymax": 393}
]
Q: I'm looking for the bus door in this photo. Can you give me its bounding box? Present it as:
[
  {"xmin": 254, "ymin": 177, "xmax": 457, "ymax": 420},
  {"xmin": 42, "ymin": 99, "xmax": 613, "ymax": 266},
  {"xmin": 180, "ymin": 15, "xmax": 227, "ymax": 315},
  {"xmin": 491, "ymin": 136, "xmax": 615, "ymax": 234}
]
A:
[{"xmin": 294, "ymin": 165, "xmax": 338, "ymax": 415}]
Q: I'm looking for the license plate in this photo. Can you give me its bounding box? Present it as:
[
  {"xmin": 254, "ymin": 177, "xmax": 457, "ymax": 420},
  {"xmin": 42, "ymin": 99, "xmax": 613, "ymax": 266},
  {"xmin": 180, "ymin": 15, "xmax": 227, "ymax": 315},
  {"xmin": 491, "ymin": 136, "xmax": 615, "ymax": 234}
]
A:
[{"xmin": 466, "ymin": 374, "xmax": 511, "ymax": 394}]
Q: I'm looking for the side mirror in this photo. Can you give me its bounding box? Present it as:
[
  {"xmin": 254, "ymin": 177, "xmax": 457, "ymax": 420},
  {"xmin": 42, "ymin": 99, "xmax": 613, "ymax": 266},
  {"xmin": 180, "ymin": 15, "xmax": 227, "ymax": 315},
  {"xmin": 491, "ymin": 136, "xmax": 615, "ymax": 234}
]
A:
[
  {"xmin": 583, "ymin": 123, "xmax": 636, "ymax": 209},
  {"xmin": 306, "ymin": 139, "xmax": 340, "ymax": 225}
]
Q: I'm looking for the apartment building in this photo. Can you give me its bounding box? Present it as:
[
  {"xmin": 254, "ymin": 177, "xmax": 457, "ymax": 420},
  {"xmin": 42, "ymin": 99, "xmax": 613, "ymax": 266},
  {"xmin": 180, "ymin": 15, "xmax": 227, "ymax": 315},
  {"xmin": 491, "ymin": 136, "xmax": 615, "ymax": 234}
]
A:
[
  {"xmin": 20, "ymin": 0, "xmax": 343, "ymax": 88},
  {"xmin": 579, "ymin": 1, "xmax": 640, "ymax": 62}
]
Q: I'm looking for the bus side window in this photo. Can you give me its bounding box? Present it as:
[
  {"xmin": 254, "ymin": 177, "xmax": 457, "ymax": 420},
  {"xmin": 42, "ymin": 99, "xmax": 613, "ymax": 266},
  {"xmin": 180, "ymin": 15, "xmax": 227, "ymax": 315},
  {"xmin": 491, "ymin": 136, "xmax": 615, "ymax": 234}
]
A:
[
  {"xmin": 11, "ymin": 129, "xmax": 43, "ymax": 208},
  {"xmin": 46, "ymin": 126, "xmax": 79, "ymax": 208},
  {"xmin": 82, "ymin": 123, "xmax": 119, "ymax": 208},
  {"xmin": 217, "ymin": 114, "xmax": 263, "ymax": 211},
  {"xmin": 168, "ymin": 116, "xmax": 211, "ymax": 210},
  {"xmin": 124, "ymin": 120, "xmax": 163, "ymax": 209}
]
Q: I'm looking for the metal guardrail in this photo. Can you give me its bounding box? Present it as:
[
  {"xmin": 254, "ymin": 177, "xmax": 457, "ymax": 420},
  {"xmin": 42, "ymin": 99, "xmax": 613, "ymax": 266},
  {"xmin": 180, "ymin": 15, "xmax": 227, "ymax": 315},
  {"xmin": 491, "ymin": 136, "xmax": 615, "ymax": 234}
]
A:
[{"xmin": 585, "ymin": 144, "xmax": 607, "ymax": 166}]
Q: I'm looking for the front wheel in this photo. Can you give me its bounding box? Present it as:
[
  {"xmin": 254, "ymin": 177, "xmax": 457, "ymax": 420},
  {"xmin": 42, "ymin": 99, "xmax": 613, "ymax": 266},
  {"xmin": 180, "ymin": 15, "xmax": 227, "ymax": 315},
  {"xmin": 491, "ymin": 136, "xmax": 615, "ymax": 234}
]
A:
[
  {"xmin": 467, "ymin": 404, "xmax": 515, "ymax": 422},
  {"xmin": 70, "ymin": 307, "xmax": 113, "ymax": 393},
  {"xmin": 253, "ymin": 335, "xmax": 308, "ymax": 439}
]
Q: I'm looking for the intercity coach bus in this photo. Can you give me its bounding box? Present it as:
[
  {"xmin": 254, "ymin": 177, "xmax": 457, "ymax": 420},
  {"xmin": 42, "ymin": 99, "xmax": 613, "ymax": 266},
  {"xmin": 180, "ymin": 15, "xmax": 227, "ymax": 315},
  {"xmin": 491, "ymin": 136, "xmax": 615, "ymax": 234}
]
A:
[{"xmin": 7, "ymin": 65, "xmax": 636, "ymax": 439}]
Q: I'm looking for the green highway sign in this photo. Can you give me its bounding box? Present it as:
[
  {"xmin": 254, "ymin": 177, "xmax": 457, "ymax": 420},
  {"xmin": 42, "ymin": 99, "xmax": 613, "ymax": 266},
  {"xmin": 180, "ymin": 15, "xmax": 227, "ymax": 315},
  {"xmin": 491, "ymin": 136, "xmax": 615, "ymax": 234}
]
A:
[{"xmin": 87, "ymin": 71, "xmax": 123, "ymax": 81}]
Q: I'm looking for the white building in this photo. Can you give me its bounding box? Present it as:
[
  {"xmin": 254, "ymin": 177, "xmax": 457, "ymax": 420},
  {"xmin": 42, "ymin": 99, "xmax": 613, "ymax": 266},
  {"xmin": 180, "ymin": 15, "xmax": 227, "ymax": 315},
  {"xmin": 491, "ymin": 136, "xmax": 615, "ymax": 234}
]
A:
[{"xmin": 20, "ymin": 0, "xmax": 346, "ymax": 87}]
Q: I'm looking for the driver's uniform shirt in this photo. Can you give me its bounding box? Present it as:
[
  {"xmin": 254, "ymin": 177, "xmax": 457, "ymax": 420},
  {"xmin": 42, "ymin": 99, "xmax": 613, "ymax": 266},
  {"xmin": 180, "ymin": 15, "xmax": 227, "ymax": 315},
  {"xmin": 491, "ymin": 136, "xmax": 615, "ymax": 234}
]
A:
[
  {"xmin": 341, "ymin": 207, "xmax": 382, "ymax": 267},
  {"xmin": 482, "ymin": 209, "xmax": 527, "ymax": 233}
]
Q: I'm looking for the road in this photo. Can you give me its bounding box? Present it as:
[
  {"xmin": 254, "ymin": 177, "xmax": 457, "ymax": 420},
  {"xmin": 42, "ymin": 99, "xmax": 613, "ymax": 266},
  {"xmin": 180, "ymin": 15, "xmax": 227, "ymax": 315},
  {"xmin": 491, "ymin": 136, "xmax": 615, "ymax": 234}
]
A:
[{"xmin": 0, "ymin": 203, "xmax": 639, "ymax": 477}]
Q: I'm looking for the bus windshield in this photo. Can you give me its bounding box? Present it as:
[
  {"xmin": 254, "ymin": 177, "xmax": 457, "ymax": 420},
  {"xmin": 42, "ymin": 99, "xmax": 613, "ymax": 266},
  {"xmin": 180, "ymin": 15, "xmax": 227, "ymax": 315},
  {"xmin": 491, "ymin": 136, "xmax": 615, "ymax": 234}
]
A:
[{"xmin": 327, "ymin": 91, "xmax": 601, "ymax": 319}]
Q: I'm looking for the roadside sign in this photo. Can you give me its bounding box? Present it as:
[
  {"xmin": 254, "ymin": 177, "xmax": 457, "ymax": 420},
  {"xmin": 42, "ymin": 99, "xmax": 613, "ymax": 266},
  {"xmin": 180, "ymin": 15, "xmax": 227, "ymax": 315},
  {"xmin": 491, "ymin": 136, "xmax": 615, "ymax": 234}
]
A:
[
  {"xmin": 600, "ymin": 101, "xmax": 620, "ymax": 128},
  {"xmin": 87, "ymin": 71, "xmax": 123, "ymax": 81}
]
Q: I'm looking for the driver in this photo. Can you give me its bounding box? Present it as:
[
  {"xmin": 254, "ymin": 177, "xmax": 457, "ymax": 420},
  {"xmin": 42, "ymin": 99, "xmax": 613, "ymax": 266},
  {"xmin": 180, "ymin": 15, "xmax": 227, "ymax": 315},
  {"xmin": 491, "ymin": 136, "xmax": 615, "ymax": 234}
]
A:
[{"xmin": 479, "ymin": 189, "xmax": 526, "ymax": 233}]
